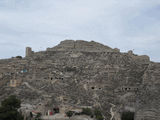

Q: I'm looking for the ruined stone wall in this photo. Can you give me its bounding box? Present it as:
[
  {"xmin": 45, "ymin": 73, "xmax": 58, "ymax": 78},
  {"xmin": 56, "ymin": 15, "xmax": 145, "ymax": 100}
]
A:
[
  {"xmin": 26, "ymin": 47, "xmax": 34, "ymax": 57},
  {"xmin": 47, "ymin": 40, "xmax": 114, "ymax": 52}
]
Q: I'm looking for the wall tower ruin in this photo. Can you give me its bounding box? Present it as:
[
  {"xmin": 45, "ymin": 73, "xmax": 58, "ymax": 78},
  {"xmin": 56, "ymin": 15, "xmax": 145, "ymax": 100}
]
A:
[{"xmin": 25, "ymin": 47, "xmax": 33, "ymax": 57}]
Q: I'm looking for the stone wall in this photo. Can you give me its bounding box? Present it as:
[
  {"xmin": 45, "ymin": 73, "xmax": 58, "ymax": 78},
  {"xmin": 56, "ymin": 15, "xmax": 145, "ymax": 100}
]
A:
[
  {"xmin": 26, "ymin": 47, "xmax": 34, "ymax": 57},
  {"xmin": 47, "ymin": 40, "xmax": 114, "ymax": 52}
]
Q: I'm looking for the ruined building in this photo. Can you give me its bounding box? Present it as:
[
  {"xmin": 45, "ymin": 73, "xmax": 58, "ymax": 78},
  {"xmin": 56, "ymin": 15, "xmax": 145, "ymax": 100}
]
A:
[
  {"xmin": 0, "ymin": 40, "xmax": 160, "ymax": 120},
  {"xmin": 26, "ymin": 47, "xmax": 34, "ymax": 57}
]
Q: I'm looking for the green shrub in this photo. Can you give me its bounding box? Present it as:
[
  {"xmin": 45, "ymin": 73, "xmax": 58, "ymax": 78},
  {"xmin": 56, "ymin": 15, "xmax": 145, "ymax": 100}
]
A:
[
  {"xmin": 16, "ymin": 56, "xmax": 22, "ymax": 59},
  {"xmin": 66, "ymin": 111, "xmax": 74, "ymax": 118},
  {"xmin": 82, "ymin": 108, "xmax": 93, "ymax": 116},
  {"xmin": 96, "ymin": 115, "xmax": 104, "ymax": 120},
  {"xmin": 94, "ymin": 108, "xmax": 104, "ymax": 120}
]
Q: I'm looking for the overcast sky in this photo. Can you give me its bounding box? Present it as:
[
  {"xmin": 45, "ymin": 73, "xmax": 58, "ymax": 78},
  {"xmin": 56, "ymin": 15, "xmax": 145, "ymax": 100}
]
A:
[{"xmin": 0, "ymin": 0, "xmax": 160, "ymax": 62}]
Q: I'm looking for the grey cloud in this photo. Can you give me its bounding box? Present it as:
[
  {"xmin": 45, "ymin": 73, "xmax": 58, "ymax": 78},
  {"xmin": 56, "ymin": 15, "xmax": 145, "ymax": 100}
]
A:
[{"xmin": 0, "ymin": 0, "xmax": 160, "ymax": 62}]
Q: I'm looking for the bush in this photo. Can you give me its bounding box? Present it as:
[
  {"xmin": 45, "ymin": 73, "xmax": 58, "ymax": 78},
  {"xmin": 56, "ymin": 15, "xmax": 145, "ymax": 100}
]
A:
[
  {"xmin": 16, "ymin": 56, "xmax": 22, "ymax": 59},
  {"xmin": 96, "ymin": 115, "xmax": 104, "ymax": 120},
  {"xmin": 94, "ymin": 109, "xmax": 104, "ymax": 120},
  {"xmin": 82, "ymin": 108, "xmax": 93, "ymax": 116},
  {"xmin": 66, "ymin": 111, "xmax": 74, "ymax": 118}
]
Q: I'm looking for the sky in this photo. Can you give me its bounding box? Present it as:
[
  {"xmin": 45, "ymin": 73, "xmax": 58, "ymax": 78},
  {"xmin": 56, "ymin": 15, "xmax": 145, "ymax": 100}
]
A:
[{"xmin": 0, "ymin": 0, "xmax": 160, "ymax": 62}]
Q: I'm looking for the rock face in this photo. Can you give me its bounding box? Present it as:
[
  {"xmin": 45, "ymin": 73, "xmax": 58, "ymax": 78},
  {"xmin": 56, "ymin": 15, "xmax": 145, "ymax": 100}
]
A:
[{"xmin": 0, "ymin": 40, "xmax": 160, "ymax": 120}]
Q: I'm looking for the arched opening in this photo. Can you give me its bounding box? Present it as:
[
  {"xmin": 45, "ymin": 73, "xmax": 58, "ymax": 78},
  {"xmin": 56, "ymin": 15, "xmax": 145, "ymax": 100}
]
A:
[{"xmin": 121, "ymin": 111, "xmax": 134, "ymax": 120}]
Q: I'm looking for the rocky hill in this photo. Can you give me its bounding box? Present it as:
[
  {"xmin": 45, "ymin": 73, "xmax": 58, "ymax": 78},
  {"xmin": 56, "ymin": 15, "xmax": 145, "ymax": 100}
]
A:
[{"xmin": 0, "ymin": 40, "xmax": 160, "ymax": 120}]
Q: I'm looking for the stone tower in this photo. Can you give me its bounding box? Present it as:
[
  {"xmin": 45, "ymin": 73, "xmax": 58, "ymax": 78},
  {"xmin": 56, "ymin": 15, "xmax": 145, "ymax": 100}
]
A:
[{"xmin": 26, "ymin": 47, "xmax": 33, "ymax": 57}]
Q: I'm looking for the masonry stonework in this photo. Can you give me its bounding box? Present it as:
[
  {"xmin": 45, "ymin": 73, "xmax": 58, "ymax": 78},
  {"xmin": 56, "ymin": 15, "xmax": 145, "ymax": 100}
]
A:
[{"xmin": 26, "ymin": 47, "xmax": 33, "ymax": 57}]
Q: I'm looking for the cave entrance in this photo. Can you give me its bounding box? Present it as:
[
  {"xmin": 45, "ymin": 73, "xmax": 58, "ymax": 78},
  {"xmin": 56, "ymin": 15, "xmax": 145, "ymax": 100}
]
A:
[{"xmin": 121, "ymin": 111, "xmax": 134, "ymax": 120}]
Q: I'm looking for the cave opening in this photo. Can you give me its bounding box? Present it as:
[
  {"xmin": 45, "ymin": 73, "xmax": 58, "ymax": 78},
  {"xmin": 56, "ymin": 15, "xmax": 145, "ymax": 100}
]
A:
[
  {"xmin": 91, "ymin": 87, "xmax": 95, "ymax": 89},
  {"xmin": 121, "ymin": 111, "xmax": 134, "ymax": 120}
]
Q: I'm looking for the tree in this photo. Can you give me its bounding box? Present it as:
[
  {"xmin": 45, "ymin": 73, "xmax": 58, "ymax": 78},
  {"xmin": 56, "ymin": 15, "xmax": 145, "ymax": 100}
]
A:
[{"xmin": 0, "ymin": 95, "xmax": 23, "ymax": 120}]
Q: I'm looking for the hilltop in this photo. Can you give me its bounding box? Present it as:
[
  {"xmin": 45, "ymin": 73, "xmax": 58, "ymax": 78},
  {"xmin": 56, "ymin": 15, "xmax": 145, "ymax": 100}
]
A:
[{"xmin": 0, "ymin": 40, "xmax": 160, "ymax": 120}]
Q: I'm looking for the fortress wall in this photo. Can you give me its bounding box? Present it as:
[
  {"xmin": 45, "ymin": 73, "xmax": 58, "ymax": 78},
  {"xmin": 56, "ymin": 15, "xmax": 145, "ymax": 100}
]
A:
[
  {"xmin": 127, "ymin": 50, "xmax": 150, "ymax": 64},
  {"xmin": 46, "ymin": 40, "xmax": 114, "ymax": 52}
]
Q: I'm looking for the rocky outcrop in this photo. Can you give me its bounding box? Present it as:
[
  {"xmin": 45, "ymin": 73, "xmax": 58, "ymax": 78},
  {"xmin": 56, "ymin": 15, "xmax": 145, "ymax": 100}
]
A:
[{"xmin": 0, "ymin": 40, "xmax": 159, "ymax": 120}]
